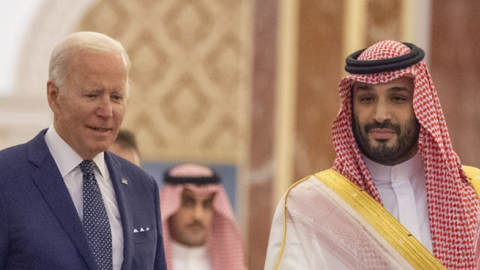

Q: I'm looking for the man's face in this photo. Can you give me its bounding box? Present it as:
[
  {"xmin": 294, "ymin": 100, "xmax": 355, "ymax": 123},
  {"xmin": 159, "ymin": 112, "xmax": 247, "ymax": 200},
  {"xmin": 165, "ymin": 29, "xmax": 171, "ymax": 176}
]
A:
[
  {"xmin": 47, "ymin": 49, "xmax": 127, "ymax": 160},
  {"xmin": 351, "ymin": 76, "xmax": 421, "ymax": 166},
  {"xmin": 169, "ymin": 189, "xmax": 215, "ymax": 247}
]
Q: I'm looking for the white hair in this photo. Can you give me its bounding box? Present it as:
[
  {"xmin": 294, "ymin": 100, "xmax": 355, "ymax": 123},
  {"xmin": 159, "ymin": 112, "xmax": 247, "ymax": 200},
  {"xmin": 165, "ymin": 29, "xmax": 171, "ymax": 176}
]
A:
[{"xmin": 48, "ymin": 31, "xmax": 130, "ymax": 93}]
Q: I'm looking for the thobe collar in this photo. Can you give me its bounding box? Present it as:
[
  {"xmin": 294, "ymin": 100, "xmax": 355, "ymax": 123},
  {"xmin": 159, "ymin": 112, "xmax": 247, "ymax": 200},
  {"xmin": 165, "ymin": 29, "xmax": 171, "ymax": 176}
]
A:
[
  {"xmin": 171, "ymin": 240, "xmax": 211, "ymax": 270},
  {"xmin": 362, "ymin": 152, "xmax": 423, "ymax": 184}
]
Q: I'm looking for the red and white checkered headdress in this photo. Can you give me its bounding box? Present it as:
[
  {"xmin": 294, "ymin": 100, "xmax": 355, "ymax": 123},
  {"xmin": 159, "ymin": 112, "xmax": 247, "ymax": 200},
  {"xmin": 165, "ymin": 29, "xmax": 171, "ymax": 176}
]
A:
[
  {"xmin": 159, "ymin": 164, "xmax": 246, "ymax": 270},
  {"xmin": 333, "ymin": 40, "xmax": 480, "ymax": 269}
]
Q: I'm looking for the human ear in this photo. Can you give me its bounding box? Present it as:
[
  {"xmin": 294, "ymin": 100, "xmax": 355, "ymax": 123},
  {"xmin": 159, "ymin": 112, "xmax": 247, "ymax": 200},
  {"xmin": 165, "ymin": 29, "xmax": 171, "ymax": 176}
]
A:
[{"xmin": 47, "ymin": 81, "xmax": 61, "ymax": 114}]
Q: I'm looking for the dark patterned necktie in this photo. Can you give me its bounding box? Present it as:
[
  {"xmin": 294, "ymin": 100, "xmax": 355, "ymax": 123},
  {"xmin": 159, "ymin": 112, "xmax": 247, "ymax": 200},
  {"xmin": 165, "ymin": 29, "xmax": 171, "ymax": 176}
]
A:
[{"xmin": 80, "ymin": 160, "xmax": 113, "ymax": 270}]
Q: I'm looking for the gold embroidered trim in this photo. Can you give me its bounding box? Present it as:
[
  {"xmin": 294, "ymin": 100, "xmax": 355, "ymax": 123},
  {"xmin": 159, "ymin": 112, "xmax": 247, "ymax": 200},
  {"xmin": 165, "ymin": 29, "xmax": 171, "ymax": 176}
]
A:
[
  {"xmin": 463, "ymin": 165, "xmax": 480, "ymax": 197},
  {"xmin": 314, "ymin": 169, "xmax": 446, "ymax": 269},
  {"xmin": 274, "ymin": 166, "xmax": 480, "ymax": 269}
]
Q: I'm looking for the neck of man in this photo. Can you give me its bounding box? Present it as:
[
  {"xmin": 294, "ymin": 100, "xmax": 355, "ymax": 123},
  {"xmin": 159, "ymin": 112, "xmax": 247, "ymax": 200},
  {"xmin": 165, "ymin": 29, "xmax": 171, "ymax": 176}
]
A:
[{"xmin": 171, "ymin": 240, "xmax": 207, "ymax": 257}]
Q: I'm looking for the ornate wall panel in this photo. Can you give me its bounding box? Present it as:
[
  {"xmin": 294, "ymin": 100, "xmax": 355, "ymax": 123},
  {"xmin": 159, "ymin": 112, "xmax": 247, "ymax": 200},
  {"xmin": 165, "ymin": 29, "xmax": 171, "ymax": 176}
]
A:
[
  {"xmin": 78, "ymin": 0, "xmax": 253, "ymax": 163},
  {"xmin": 430, "ymin": 0, "xmax": 480, "ymax": 167}
]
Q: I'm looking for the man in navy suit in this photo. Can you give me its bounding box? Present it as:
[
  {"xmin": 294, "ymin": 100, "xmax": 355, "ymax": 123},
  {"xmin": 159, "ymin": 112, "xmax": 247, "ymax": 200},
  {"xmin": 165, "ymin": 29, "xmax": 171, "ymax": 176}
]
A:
[{"xmin": 0, "ymin": 32, "xmax": 167, "ymax": 270}]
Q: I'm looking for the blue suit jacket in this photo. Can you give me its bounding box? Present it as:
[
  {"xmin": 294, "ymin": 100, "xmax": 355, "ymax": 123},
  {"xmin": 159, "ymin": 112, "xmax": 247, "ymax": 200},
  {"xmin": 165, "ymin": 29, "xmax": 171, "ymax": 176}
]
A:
[{"xmin": 0, "ymin": 130, "xmax": 167, "ymax": 270}]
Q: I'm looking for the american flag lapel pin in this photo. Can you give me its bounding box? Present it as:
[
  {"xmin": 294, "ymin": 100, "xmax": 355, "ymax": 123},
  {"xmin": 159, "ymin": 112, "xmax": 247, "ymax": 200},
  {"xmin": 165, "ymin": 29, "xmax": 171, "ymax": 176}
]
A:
[{"xmin": 122, "ymin": 178, "xmax": 128, "ymax": 185}]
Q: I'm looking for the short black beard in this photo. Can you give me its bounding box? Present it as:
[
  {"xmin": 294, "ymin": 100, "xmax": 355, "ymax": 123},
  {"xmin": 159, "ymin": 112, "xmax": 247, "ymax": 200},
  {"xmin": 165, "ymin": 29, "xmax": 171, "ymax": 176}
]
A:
[{"xmin": 352, "ymin": 115, "xmax": 421, "ymax": 166}]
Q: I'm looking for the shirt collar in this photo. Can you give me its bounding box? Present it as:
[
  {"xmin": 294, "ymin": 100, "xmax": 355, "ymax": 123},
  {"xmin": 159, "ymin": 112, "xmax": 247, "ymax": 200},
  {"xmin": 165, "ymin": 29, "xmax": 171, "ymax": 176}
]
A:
[
  {"xmin": 362, "ymin": 152, "xmax": 424, "ymax": 182},
  {"xmin": 171, "ymin": 240, "xmax": 208, "ymax": 259},
  {"xmin": 44, "ymin": 123, "xmax": 107, "ymax": 177}
]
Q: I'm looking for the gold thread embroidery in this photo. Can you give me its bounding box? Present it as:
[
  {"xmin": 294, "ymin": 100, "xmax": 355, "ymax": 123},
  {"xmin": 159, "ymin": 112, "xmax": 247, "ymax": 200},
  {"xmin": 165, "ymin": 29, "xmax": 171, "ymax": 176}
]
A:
[
  {"xmin": 463, "ymin": 165, "xmax": 480, "ymax": 198},
  {"xmin": 314, "ymin": 169, "xmax": 446, "ymax": 270}
]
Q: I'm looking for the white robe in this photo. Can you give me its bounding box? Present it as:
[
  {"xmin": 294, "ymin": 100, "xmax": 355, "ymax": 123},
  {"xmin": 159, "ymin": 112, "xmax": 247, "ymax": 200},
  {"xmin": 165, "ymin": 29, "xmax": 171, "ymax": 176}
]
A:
[
  {"xmin": 364, "ymin": 153, "xmax": 432, "ymax": 252},
  {"xmin": 171, "ymin": 241, "xmax": 212, "ymax": 270},
  {"xmin": 264, "ymin": 156, "xmax": 439, "ymax": 270}
]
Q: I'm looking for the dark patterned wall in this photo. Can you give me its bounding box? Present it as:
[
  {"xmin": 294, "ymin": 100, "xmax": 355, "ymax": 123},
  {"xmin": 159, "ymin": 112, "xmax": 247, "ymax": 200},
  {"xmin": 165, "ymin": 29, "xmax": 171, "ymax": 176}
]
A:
[
  {"xmin": 248, "ymin": 1, "xmax": 278, "ymax": 268},
  {"xmin": 293, "ymin": 0, "xmax": 344, "ymax": 181},
  {"xmin": 430, "ymin": 0, "xmax": 480, "ymax": 167}
]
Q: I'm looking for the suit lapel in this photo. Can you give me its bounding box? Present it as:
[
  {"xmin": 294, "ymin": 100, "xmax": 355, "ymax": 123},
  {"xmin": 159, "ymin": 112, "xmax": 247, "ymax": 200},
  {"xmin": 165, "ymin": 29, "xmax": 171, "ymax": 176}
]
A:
[
  {"xmin": 105, "ymin": 153, "xmax": 134, "ymax": 270},
  {"xmin": 28, "ymin": 130, "xmax": 99, "ymax": 270}
]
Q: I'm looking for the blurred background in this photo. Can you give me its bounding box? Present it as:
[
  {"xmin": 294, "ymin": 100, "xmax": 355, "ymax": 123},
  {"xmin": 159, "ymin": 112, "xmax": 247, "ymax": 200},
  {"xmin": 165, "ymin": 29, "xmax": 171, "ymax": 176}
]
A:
[{"xmin": 1, "ymin": 0, "xmax": 479, "ymax": 269}]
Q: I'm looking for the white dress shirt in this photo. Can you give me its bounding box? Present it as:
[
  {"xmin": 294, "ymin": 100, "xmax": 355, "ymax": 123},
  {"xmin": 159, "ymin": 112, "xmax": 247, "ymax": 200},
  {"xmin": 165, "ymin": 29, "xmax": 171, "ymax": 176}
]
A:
[
  {"xmin": 44, "ymin": 125, "xmax": 124, "ymax": 269},
  {"xmin": 171, "ymin": 241, "xmax": 212, "ymax": 270},
  {"xmin": 363, "ymin": 153, "xmax": 432, "ymax": 252}
]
